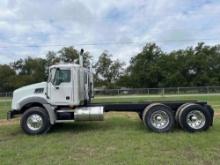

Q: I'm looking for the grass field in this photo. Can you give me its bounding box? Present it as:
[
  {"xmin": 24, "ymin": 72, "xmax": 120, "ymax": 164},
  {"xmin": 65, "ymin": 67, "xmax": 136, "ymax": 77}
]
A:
[{"xmin": 1, "ymin": 95, "xmax": 220, "ymax": 164}]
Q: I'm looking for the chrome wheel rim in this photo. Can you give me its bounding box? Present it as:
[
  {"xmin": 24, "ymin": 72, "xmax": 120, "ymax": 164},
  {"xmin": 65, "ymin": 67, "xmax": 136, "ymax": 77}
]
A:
[
  {"xmin": 186, "ymin": 110, "xmax": 206, "ymax": 129},
  {"xmin": 26, "ymin": 114, "xmax": 43, "ymax": 131},
  {"xmin": 150, "ymin": 110, "xmax": 170, "ymax": 129}
]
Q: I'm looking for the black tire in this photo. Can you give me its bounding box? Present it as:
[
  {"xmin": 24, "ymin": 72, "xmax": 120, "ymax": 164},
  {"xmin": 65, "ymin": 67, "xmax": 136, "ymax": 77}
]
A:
[
  {"xmin": 21, "ymin": 107, "xmax": 51, "ymax": 135},
  {"xmin": 142, "ymin": 103, "xmax": 175, "ymax": 133},
  {"xmin": 175, "ymin": 103, "xmax": 190, "ymax": 124},
  {"xmin": 178, "ymin": 104, "xmax": 211, "ymax": 132}
]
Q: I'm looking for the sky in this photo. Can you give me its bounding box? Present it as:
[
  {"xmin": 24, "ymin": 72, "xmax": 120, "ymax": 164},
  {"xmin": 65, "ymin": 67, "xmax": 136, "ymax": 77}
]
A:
[{"xmin": 0, "ymin": 0, "xmax": 220, "ymax": 64}]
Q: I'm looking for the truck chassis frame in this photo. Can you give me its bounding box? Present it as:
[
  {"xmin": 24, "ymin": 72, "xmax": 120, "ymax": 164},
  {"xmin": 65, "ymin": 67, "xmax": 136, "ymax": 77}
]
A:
[{"xmin": 8, "ymin": 100, "xmax": 214, "ymax": 134}]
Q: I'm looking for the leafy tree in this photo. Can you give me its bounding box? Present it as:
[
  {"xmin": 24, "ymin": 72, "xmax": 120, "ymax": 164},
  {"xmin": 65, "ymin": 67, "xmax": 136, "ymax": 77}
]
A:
[
  {"xmin": 22, "ymin": 57, "xmax": 46, "ymax": 78},
  {"xmin": 46, "ymin": 51, "xmax": 60, "ymax": 66},
  {"xmin": 126, "ymin": 42, "xmax": 220, "ymax": 88},
  {"xmin": 2, "ymin": 43, "xmax": 220, "ymax": 92},
  {"xmin": 0, "ymin": 65, "xmax": 16, "ymax": 92},
  {"xmin": 58, "ymin": 46, "xmax": 78, "ymax": 63},
  {"xmin": 82, "ymin": 51, "xmax": 92, "ymax": 68},
  {"xmin": 10, "ymin": 59, "xmax": 23, "ymax": 73},
  {"xmin": 58, "ymin": 47, "xmax": 92, "ymax": 67},
  {"xmin": 12, "ymin": 57, "xmax": 47, "ymax": 85},
  {"xmin": 95, "ymin": 51, "xmax": 124, "ymax": 88},
  {"xmin": 128, "ymin": 43, "xmax": 164, "ymax": 88}
]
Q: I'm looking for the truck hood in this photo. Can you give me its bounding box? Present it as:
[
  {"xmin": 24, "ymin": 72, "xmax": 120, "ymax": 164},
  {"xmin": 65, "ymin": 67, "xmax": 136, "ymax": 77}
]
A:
[
  {"xmin": 14, "ymin": 82, "xmax": 47, "ymax": 94},
  {"xmin": 12, "ymin": 82, "xmax": 47, "ymax": 110}
]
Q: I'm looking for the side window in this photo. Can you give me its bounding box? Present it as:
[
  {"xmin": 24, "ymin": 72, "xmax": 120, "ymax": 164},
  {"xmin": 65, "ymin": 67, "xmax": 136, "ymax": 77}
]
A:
[{"xmin": 53, "ymin": 69, "xmax": 71, "ymax": 85}]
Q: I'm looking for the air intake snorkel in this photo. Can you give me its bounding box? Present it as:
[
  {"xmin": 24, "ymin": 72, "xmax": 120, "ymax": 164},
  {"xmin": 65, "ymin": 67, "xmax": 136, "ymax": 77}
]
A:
[{"xmin": 79, "ymin": 49, "xmax": 84, "ymax": 67}]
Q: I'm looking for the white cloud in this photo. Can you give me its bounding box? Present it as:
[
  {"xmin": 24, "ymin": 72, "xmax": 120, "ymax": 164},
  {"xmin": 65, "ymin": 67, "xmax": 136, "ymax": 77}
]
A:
[{"xmin": 0, "ymin": 0, "xmax": 220, "ymax": 64}]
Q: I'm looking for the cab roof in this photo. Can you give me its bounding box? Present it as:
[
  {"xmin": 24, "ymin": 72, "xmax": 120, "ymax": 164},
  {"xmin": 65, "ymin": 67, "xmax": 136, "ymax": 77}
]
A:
[
  {"xmin": 49, "ymin": 63, "xmax": 82, "ymax": 69},
  {"xmin": 49, "ymin": 63, "xmax": 91, "ymax": 72}
]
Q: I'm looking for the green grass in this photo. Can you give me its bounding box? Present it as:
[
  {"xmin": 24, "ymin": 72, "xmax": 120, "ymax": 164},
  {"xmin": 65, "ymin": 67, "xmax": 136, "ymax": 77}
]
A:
[
  {"xmin": 0, "ymin": 100, "xmax": 10, "ymax": 119},
  {"xmin": 1, "ymin": 95, "xmax": 220, "ymax": 164}
]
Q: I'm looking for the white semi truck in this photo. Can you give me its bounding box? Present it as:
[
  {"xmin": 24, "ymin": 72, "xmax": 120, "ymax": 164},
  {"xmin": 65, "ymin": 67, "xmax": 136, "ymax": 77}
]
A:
[{"xmin": 7, "ymin": 50, "xmax": 214, "ymax": 135}]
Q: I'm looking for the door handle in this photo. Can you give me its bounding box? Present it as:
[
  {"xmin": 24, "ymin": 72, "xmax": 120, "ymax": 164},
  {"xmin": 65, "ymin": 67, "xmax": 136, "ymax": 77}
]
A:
[{"xmin": 55, "ymin": 86, "xmax": 59, "ymax": 90}]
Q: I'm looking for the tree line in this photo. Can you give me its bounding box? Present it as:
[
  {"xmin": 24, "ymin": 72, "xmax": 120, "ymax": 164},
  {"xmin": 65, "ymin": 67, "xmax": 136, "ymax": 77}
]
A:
[{"xmin": 1, "ymin": 42, "xmax": 220, "ymax": 92}]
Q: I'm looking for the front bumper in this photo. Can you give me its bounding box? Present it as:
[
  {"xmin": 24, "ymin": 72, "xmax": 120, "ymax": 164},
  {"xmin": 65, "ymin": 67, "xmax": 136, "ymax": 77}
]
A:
[{"xmin": 7, "ymin": 110, "xmax": 20, "ymax": 120}]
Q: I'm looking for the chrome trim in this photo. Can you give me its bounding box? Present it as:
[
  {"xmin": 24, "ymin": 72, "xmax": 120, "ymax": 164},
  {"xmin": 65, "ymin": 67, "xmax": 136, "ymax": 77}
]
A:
[
  {"xmin": 56, "ymin": 110, "xmax": 75, "ymax": 113},
  {"xmin": 150, "ymin": 110, "xmax": 170, "ymax": 129},
  {"xmin": 55, "ymin": 120, "xmax": 75, "ymax": 123},
  {"xmin": 26, "ymin": 114, "xmax": 43, "ymax": 131},
  {"xmin": 186, "ymin": 110, "xmax": 206, "ymax": 129}
]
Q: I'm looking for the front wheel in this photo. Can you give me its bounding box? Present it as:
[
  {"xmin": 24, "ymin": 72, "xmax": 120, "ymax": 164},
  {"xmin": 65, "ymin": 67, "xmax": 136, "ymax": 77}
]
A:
[{"xmin": 21, "ymin": 107, "xmax": 51, "ymax": 135}]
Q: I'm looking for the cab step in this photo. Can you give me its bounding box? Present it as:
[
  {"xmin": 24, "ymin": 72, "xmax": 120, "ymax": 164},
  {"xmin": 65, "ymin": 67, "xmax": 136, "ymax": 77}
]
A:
[{"xmin": 55, "ymin": 120, "xmax": 75, "ymax": 123}]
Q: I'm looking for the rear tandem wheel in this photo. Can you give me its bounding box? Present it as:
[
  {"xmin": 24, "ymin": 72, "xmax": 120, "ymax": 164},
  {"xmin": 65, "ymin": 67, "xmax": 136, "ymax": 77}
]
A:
[
  {"xmin": 142, "ymin": 103, "xmax": 175, "ymax": 133},
  {"xmin": 177, "ymin": 103, "xmax": 211, "ymax": 132}
]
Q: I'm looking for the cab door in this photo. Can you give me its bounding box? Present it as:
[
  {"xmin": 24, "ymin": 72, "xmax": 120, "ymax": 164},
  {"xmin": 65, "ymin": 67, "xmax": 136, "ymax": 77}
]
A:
[{"xmin": 49, "ymin": 68, "xmax": 73, "ymax": 105}]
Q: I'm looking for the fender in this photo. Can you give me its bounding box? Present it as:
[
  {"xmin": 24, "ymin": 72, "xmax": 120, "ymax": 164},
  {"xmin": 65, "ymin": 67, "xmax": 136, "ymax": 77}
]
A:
[
  {"xmin": 19, "ymin": 96, "xmax": 48, "ymax": 108},
  {"xmin": 19, "ymin": 96, "xmax": 56, "ymax": 124}
]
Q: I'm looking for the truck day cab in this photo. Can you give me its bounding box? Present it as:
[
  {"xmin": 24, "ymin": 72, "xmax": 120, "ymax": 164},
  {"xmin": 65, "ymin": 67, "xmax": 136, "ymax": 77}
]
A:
[{"xmin": 7, "ymin": 50, "xmax": 214, "ymax": 135}]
